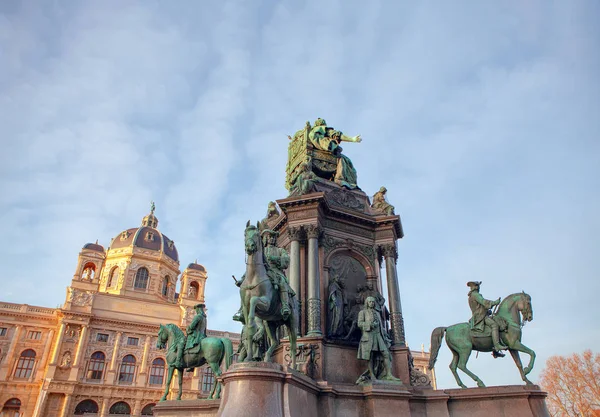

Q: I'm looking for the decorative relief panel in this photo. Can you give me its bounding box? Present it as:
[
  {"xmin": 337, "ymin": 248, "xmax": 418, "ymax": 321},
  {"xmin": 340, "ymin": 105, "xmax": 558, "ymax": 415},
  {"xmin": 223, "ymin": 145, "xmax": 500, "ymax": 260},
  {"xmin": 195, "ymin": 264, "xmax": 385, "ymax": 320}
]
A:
[
  {"xmin": 68, "ymin": 288, "xmax": 95, "ymax": 306},
  {"xmin": 326, "ymin": 189, "xmax": 366, "ymax": 211}
]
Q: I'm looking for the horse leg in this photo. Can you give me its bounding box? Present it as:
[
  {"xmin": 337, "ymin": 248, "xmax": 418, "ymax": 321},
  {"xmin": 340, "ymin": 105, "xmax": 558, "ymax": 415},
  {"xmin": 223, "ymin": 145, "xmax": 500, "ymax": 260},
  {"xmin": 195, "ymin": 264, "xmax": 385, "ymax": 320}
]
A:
[
  {"xmin": 160, "ymin": 366, "xmax": 174, "ymax": 401},
  {"xmin": 510, "ymin": 340, "xmax": 536, "ymax": 376},
  {"xmin": 176, "ymin": 367, "xmax": 184, "ymax": 400},
  {"xmin": 449, "ymin": 350, "xmax": 466, "ymax": 389},
  {"xmin": 242, "ymin": 300, "xmax": 256, "ymax": 362},
  {"xmin": 287, "ymin": 313, "xmax": 297, "ymax": 369},
  {"xmin": 263, "ymin": 321, "xmax": 279, "ymax": 363},
  {"xmin": 456, "ymin": 350, "xmax": 486, "ymax": 388},
  {"xmin": 509, "ymin": 349, "xmax": 534, "ymax": 385},
  {"xmin": 208, "ymin": 361, "xmax": 222, "ymax": 399}
]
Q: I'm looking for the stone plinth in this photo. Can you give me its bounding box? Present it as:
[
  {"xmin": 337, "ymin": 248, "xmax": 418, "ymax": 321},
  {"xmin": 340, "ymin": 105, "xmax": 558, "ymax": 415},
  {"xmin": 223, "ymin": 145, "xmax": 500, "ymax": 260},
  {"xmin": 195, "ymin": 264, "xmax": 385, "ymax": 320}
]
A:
[
  {"xmin": 155, "ymin": 368, "xmax": 549, "ymax": 417},
  {"xmin": 152, "ymin": 399, "xmax": 220, "ymax": 417}
]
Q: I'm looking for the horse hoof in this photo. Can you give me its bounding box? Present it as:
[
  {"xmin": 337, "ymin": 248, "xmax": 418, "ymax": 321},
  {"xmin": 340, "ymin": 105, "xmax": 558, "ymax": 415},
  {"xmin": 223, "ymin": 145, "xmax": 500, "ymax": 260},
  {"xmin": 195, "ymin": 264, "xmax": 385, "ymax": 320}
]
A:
[
  {"xmin": 159, "ymin": 397, "xmax": 167, "ymax": 402},
  {"xmin": 524, "ymin": 366, "xmax": 531, "ymax": 375},
  {"xmin": 477, "ymin": 382, "xmax": 486, "ymax": 388},
  {"xmin": 460, "ymin": 384, "xmax": 467, "ymax": 389}
]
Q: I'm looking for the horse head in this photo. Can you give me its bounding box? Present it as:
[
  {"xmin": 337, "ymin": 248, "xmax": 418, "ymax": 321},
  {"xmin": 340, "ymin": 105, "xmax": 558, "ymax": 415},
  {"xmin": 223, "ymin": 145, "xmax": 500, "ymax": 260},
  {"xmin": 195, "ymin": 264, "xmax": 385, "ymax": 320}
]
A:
[
  {"xmin": 519, "ymin": 291, "xmax": 533, "ymax": 323},
  {"xmin": 244, "ymin": 220, "xmax": 262, "ymax": 255},
  {"xmin": 157, "ymin": 324, "xmax": 168, "ymax": 349}
]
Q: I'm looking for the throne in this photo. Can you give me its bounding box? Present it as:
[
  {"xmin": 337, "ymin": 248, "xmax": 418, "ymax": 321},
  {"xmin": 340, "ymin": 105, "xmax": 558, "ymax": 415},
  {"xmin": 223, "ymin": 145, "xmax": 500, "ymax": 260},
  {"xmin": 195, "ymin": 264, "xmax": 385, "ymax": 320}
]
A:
[{"xmin": 285, "ymin": 121, "xmax": 340, "ymax": 191}]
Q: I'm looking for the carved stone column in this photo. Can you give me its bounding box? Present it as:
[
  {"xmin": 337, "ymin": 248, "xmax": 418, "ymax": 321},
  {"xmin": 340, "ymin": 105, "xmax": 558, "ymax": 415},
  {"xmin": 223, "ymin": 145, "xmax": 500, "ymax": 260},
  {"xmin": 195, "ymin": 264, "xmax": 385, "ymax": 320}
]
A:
[
  {"xmin": 306, "ymin": 224, "xmax": 322, "ymax": 336},
  {"xmin": 133, "ymin": 399, "xmax": 142, "ymax": 416},
  {"xmin": 36, "ymin": 329, "xmax": 55, "ymax": 380},
  {"xmin": 100, "ymin": 398, "xmax": 110, "ymax": 417},
  {"xmin": 288, "ymin": 226, "xmax": 302, "ymax": 335},
  {"xmin": 59, "ymin": 393, "xmax": 72, "ymax": 417},
  {"xmin": 50, "ymin": 322, "xmax": 66, "ymax": 365},
  {"xmin": 0, "ymin": 325, "xmax": 22, "ymax": 379},
  {"xmin": 138, "ymin": 335, "xmax": 152, "ymax": 386},
  {"xmin": 73, "ymin": 325, "xmax": 88, "ymax": 367},
  {"xmin": 382, "ymin": 244, "xmax": 406, "ymax": 346},
  {"xmin": 108, "ymin": 331, "xmax": 123, "ymax": 383}
]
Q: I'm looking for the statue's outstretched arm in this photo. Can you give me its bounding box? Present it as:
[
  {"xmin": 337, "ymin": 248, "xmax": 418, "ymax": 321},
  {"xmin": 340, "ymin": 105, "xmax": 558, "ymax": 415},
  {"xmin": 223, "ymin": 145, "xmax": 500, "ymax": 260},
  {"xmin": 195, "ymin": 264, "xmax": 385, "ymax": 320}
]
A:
[{"xmin": 340, "ymin": 133, "xmax": 362, "ymax": 143}]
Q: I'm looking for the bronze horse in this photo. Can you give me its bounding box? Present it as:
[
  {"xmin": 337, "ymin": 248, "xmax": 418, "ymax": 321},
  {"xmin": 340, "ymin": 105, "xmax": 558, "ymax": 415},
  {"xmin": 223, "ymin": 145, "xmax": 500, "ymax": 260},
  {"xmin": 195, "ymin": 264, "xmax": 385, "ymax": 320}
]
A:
[
  {"xmin": 157, "ymin": 324, "xmax": 233, "ymax": 400},
  {"xmin": 429, "ymin": 292, "xmax": 535, "ymax": 388},
  {"xmin": 240, "ymin": 221, "xmax": 297, "ymax": 368}
]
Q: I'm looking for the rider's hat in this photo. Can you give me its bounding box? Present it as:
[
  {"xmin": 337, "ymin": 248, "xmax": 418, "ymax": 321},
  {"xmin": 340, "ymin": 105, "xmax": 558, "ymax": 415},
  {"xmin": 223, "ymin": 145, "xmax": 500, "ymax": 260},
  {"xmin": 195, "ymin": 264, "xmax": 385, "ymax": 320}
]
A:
[
  {"xmin": 194, "ymin": 303, "xmax": 205, "ymax": 309},
  {"xmin": 466, "ymin": 281, "xmax": 482, "ymax": 288},
  {"xmin": 260, "ymin": 229, "xmax": 279, "ymax": 238}
]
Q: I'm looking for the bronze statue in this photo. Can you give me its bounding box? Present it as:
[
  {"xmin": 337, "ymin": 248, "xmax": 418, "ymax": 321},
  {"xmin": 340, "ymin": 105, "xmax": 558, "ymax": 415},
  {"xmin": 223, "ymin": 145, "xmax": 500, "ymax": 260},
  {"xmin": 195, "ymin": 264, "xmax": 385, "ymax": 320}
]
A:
[
  {"xmin": 371, "ymin": 186, "xmax": 395, "ymax": 215},
  {"xmin": 239, "ymin": 221, "xmax": 297, "ymax": 367},
  {"xmin": 260, "ymin": 201, "xmax": 279, "ymax": 230},
  {"xmin": 467, "ymin": 281, "xmax": 507, "ymax": 352},
  {"xmin": 290, "ymin": 162, "xmax": 318, "ymax": 195},
  {"xmin": 356, "ymin": 296, "xmax": 400, "ymax": 384},
  {"xmin": 261, "ymin": 229, "xmax": 294, "ymax": 319},
  {"xmin": 182, "ymin": 303, "xmax": 207, "ymax": 371},
  {"xmin": 308, "ymin": 118, "xmax": 361, "ymax": 189},
  {"xmin": 429, "ymin": 291, "xmax": 535, "ymax": 388},
  {"xmin": 327, "ymin": 274, "xmax": 346, "ymax": 337}
]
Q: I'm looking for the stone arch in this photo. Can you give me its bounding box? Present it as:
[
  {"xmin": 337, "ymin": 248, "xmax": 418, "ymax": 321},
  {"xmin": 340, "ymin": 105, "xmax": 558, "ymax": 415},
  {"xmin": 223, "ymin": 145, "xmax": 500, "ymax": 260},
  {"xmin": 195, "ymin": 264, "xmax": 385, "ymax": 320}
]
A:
[
  {"xmin": 141, "ymin": 403, "xmax": 155, "ymax": 415},
  {"xmin": 81, "ymin": 262, "xmax": 96, "ymax": 280},
  {"xmin": 74, "ymin": 399, "xmax": 99, "ymax": 415},
  {"xmin": 188, "ymin": 281, "xmax": 200, "ymax": 299},
  {"xmin": 109, "ymin": 400, "xmax": 131, "ymax": 415},
  {"xmin": 323, "ymin": 249, "xmax": 378, "ymax": 340}
]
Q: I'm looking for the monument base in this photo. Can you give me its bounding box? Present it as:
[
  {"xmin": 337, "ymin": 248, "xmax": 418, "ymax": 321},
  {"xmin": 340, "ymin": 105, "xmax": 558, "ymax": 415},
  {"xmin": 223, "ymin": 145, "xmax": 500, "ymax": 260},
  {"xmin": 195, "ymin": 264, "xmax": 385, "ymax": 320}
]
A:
[{"xmin": 153, "ymin": 363, "xmax": 550, "ymax": 417}]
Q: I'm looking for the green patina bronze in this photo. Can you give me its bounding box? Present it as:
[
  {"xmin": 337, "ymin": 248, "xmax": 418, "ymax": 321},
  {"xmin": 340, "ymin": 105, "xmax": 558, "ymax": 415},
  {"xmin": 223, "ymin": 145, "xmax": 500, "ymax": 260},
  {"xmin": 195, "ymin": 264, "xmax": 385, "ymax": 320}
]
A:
[
  {"xmin": 428, "ymin": 284, "xmax": 536, "ymax": 388},
  {"xmin": 239, "ymin": 220, "xmax": 297, "ymax": 368},
  {"xmin": 286, "ymin": 118, "xmax": 362, "ymax": 192},
  {"xmin": 156, "ymin": 322, "xmax": 233, "ymax": 401},
  {"xmin": 356, "ymin": 296, "xmax": 401, "ymax": 385}
]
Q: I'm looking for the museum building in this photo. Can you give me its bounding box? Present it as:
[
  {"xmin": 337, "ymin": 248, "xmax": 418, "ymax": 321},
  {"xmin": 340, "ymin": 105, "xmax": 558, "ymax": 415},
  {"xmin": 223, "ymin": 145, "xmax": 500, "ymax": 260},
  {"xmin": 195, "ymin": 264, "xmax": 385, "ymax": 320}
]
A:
[
  {"xmin": 0, "ymin": 208, "xmax": 240, "ymax": 417},
  {"xmin": 0, "ymin": 207, "xmax": 433, "ymax": 417}
]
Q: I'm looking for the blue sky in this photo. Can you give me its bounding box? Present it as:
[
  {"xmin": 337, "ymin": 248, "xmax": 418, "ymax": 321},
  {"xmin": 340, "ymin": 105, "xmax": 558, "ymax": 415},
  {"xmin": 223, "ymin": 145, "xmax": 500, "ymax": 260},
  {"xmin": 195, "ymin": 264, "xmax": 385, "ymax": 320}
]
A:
[{"xmin": 1, "ymin": 1, "xmax": 598, "ymax": 389}]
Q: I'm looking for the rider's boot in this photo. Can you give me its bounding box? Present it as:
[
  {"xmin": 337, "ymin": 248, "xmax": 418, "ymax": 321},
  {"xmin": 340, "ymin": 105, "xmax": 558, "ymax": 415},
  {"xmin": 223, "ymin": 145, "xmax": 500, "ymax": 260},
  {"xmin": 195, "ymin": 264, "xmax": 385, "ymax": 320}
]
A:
[
  {"xmin": 491, "ymin": 326, "xmax": 508, "ymax": 351},
  {"xmin": 280, "ymin": 289, "xmax": 291, "ymax": 320},
  {"xmin": 177, "ymin": 345, "xmax": 185, "ymax": 368},
  {"xmin": 232, "ymin": 305, "xmax": 244, "ymax": 322}
]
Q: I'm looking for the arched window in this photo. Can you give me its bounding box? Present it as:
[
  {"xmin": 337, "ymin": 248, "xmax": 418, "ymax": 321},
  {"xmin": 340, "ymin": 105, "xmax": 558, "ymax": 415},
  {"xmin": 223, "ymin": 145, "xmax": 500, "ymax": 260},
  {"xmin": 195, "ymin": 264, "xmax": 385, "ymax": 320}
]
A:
[
  {"xmin": 109, "ymin": 401, "xmax": 131, "ymax": 415},
  {"xmin": 14, "ymin": 349, "xmax": 36, "ymax": 378},
  {"xmin": 107, "ymin": 266, "xmax": 118, "ymax": 287},
  {"xmin": 74, "ymin": 399, "xmax": 99, "ymax": 415},
  {"xmin": 201, "ymin": 366, "xmax": 215, "ymax": 393},
  {"xmin": 87, "ymin": 351, "xmax": 105, "ymax": 380},
  {"xmin": 141, "ymin": 403, "xmax": 155, "ymax": 415},
  {"xmin": 188, "ymin": 281, "xmax": 199, "ymax": 300},
  {"xmin": 2, "ymin": 398, "xmax": 21, "ymax": 417},
  {"xmin": 149, "ymin": 358, "xmax": 165, "ymax": 385},
  {"xmin": 82, "ymin": 262, "xmax": 96, "ymax": 280},
  {"xmin": 134, "ymin": 267, "xmax": 149, "ymax": 290},
  {"xmin": 161, "ymin": 276, "xmax": 170, "ymax": 297},
  {"xmin": 118, "ymin": 354, "xmax": 136, "ymax": 384}
]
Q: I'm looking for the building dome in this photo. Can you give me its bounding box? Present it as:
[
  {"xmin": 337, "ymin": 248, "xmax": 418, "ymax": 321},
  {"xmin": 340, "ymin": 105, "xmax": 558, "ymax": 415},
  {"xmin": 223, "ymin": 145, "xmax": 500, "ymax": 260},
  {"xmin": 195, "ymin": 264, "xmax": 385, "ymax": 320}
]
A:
[
  {"xmin": 83, "ymin": 242, "xmax": 105, "ymax": 252},
  {"xmin": 186, "ymin": 262, "xmax": 206, "ymax": 272},
  {"xmin": 108, "ymin": 205, "xmax": 179, "ymax": 262}
]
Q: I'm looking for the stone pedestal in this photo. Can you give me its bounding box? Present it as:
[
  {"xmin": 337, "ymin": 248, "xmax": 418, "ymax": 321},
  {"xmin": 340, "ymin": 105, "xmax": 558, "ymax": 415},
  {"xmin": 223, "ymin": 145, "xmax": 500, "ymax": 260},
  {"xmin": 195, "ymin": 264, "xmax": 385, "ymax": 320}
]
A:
[
  {"xmin": 152, "ymin": 399, "xmax": 220, "ymax": 417},
  {"xmin": 154, "ymin": 377, "xmax": 549, "ymax": 417}
]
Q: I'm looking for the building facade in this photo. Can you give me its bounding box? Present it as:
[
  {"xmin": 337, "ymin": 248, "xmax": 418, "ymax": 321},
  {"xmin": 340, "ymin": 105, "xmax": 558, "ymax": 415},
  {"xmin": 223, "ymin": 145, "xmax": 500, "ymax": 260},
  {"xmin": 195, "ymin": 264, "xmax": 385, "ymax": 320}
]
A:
[
  {"xmin": 0, "ymin": 209, "xmax": 239, "ymax": 417},
  {"xmin": 0, "ymin": 207, "xmax": 434, "ymax": 417}
]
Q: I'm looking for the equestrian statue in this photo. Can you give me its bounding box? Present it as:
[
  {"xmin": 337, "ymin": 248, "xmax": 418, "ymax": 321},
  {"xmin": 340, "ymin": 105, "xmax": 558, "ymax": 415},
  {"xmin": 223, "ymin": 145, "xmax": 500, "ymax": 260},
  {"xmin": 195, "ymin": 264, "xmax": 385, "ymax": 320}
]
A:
[
  {"xmin": 237, "ymin": 220, "xmax": 298, "ymax": 368},
  {"xmin": 156, "ymin": 304, "xmax": 233, "ymax": 401},
  {"xmin": 428, "ymin": 281, "xmax": 535, "ymax": 388}
]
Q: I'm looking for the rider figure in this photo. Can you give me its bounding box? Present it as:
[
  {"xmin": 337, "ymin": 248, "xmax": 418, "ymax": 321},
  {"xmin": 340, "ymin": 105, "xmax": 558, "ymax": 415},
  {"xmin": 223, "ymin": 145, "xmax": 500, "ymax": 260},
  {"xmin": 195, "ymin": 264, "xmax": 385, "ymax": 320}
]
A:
[
  {"xmin": 467, "ymin": 281, "xmax": 507, "ymax": 353},
  {"xmin": 261, "ymin": 229, "xmax": 295, "ymax": 320},
  {"xmin": 178, "ymin": 303, "xmax": 207, "ymax": 371}
]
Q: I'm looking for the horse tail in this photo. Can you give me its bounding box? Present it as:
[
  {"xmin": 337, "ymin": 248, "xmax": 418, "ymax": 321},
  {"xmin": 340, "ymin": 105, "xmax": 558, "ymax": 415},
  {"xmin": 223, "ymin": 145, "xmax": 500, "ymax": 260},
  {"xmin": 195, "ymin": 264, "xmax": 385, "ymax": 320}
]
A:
[
  {"xmin": 221, "ymin": 337, "xmax": 234, "ymax": 370},
  {"xmin": 428, "ymin": 327, "xmax": 447, "ymax": 370}
]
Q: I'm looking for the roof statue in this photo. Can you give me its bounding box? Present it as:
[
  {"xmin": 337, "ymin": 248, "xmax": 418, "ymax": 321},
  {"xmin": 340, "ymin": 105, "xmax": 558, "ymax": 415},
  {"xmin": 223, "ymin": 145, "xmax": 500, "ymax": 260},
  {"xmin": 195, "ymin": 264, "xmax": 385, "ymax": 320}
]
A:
[{"xmin": 286, "ymin": 118, "xmax": 362, "ymax": 193}]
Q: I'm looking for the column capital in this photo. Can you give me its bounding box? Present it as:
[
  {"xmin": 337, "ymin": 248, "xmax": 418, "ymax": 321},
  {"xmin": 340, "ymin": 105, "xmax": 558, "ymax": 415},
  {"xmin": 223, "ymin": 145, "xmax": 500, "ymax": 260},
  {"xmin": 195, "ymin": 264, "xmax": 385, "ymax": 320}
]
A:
[
  {"xmin": 305, "ymin": 224, "xmax": 321, "ymax": 239},
  {"xmin": 288, "ymin": 226, "xmax": 304, "ymax": 241},
  {"xmin": 380, "ymin": 243, "xmax": 397, "ymax": 260}
]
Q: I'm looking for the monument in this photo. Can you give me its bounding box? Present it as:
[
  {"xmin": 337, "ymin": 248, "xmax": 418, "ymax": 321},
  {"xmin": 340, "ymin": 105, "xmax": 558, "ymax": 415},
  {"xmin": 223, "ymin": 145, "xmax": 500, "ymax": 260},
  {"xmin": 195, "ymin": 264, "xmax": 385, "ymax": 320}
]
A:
[{"xmin": 154, "ymin": 118, "xmax": 550, "ymax": 417}]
